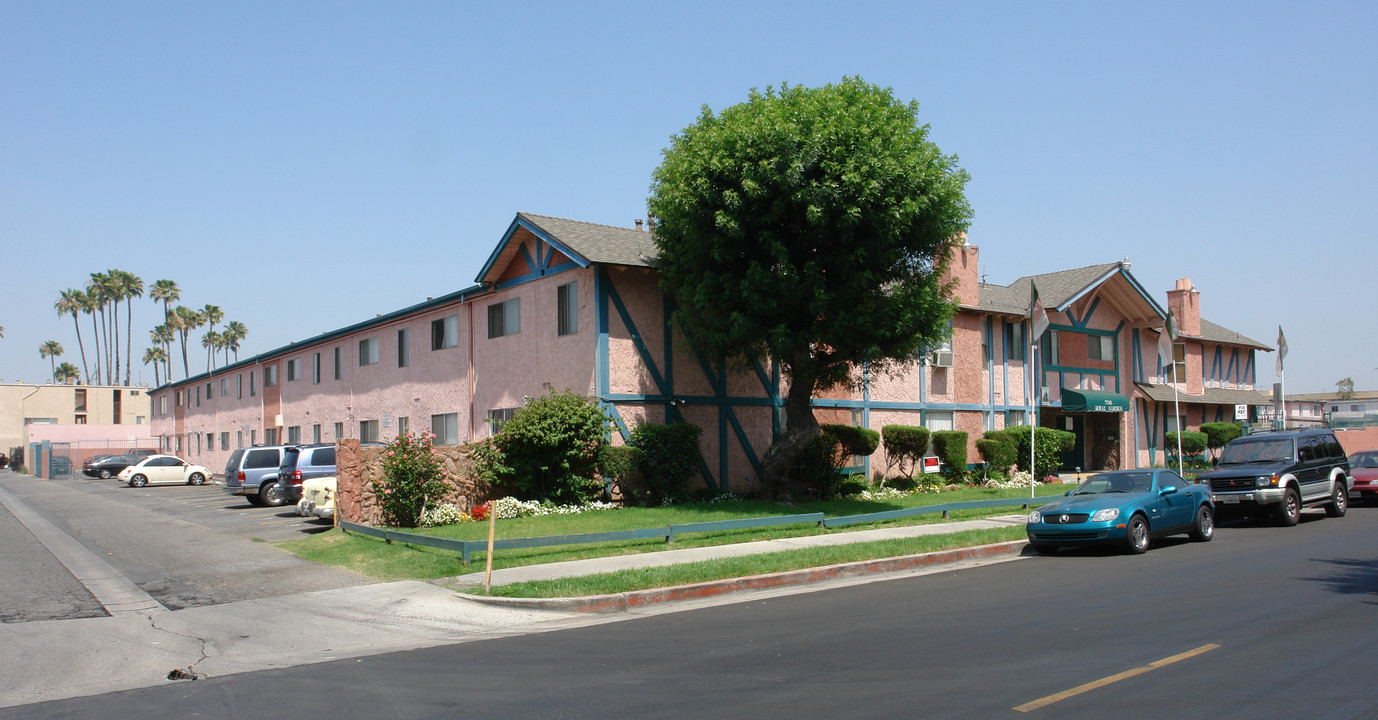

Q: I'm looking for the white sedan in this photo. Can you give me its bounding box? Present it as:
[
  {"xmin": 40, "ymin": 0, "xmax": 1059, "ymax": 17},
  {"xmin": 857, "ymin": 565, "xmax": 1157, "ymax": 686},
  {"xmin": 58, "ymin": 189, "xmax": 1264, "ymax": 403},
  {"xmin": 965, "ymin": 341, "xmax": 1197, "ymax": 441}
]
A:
[{"xmin": 118, "ymin": 454, "xmax": 212, "ymax": 487}]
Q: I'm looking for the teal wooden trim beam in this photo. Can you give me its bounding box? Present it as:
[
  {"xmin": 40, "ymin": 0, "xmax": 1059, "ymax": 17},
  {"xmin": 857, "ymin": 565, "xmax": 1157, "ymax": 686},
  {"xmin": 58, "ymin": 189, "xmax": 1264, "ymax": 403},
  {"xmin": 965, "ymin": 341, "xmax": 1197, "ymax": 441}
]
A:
[
  {"xmin": 1043, "ymin": 362, "xmax": 1119, "ymax": 377},
  {"xmin": 862, "ymin": 362, "xmax": 872, "ymax": 478},
  {"xmin": 663, "ymin": 294, "xmax": 674, "ymax": 419},
  {"xmin": 1066, "ymin": 297, "xmax": 1101, "ymax": 328},
  {"xmin": 601, "ymin": 393, "xmax": 779, "ymax": 407},
  {"xmin": 1046, "ymin": 322, "xmax": 1120, "ymax": 337},
  {"xmin": 493, "ymin": 262, "xmax": 581, "ymax": 290},
  {"xmin": 605, "ymin": 278, "xmax": 670, "ymax": 394},
  {"xmin": 722, "ymin": 403, "xmax": 764, "ymax": 479},
  {"xmin": 811, "ymin": 399, "xmax": 1032, "ymax": 413},
  {"xmin": 603, "ymin": 400, "xmax": 631, "ymax": 443},
  {"xmin": 518, "ymin": 244, "xmax": 537, "ymax": 275},
  {"xmin": 1133, "ymin": 398, "xmax": 1142, "ymax": 467}
]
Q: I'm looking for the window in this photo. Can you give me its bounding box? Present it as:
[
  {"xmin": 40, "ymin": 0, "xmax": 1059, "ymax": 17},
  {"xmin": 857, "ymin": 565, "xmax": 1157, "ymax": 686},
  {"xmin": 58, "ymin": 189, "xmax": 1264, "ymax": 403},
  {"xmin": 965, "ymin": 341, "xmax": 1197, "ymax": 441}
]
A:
[
  {"xmin": 334, "ymin": 347, "xmax": 343, "ymax": 380},
  {"xmin": 1088, "ymin": 335, "xmax": 1114, "ymax": 361},
  {"xmin": 487, "ymin": 407, "xmax": 519, "ymax": 436},
  {"xmin": 487, "ymin": 298, "xmax": 521, "ymax": 338},
  {"xmin": 250, "ymin": 429, "xmax": 257, "ymax": 446},
  {"xmin": 312, "ymin": 424, "xmax": 321, "ymax": 443},
  {"xmin": 221, "ymin": 378, "xmax": 229, "ymax": 396},
  {"xmin": 74, "ymin": 389, "xmax": 86, "ymax": 412},
  {"xmin": 220, "ymin": 432, "xmax": 230, "ymax": 451},
  {"xmin": 176, "ymin": 435, "xmax": 183, "ymax": 453},
  {"xmin": 397, "ymin": 416, "xmax": 409, "ymax": 437},
  {"xmin": 359, "ymin": 419, "xmax": 380, "ymax": 443},
  {"xmin": 431, "ymin": 315, "xmax": 457, "ymax": 350},
  {"xmin": 250, "ymin": 370, "xmax": 256, "ymax": 396},
  {"xmin": 398, "ymin": 328, "xmax": 410, "ymax": 367},
  {"xmin": 312, "ymin": 353, "xmax": 321, "ymax": 384},
  {"xmin": 205, "ymin": 382, "xmax": 212, "ymax": 399},
  {"xmin": 557, "ymin": 282, "xmax": 578, "ymax": 336},
  {"xmin": 359, "ymin": 337, "xmax": 378, "ymax": 366},
  {"xmin": 74, "ymin": 415, "xmax": 87, "ymax": 424},
  {"xmin": 287, "ymin": 426, "xmax": 301, "ymax": 444},
  {"xmin": 195, "ymin": 386, "xmax": 201, "ymax": 407},
  {"xmin": 287, "ymin": 359, "xmax": 300, "ymax": 382},
  {"xmin": 1005, "ymin": 410, "xmax": 1027, "ymax": 427},
  {"xmin": 431, "ymin": 413, "xmax": 459, "ymax": 446},
  {"xmin": 237, "ymin": 374, "xmax": 242, "ymax": 399},
  {"xmin": 925, "ymin": 411, "xmax": 955, "ymax": 432},
  {"xmin": 265, "ymin": 428, "xmax": 277, "ymax": 445},
  {"xmin": 1042, "ymin": 330, "xmax": 1060, "ymax": 365},
  {"xmin": 1164, "ymin": 343, "xmax": 1186, "ymax": 383},
  {"xmin": 265, "ymin": 364, "xmax": 278, "ymax": 387},
  {"xmin": 333, "ymin": 422, "xmax": 343, "ymax": 439},
  {"xmin": 1005, "ymin": 322, "xmax": 1025, "ymax": 361},
  {"xmin": 237, "ymin": 430, "xmax": 243, "ymax": 448},
  {"xmin": 159, "ymin": 396, "xmax": 168, "ymax": 414}
]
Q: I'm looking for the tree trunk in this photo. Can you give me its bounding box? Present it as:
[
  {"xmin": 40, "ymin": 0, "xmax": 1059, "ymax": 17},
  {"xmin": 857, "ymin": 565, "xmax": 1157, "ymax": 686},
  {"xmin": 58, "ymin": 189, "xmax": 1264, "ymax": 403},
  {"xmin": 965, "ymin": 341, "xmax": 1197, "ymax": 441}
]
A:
[{"xmin": 759, "ymin": 369, "xmax": 821, "ymax": 501}]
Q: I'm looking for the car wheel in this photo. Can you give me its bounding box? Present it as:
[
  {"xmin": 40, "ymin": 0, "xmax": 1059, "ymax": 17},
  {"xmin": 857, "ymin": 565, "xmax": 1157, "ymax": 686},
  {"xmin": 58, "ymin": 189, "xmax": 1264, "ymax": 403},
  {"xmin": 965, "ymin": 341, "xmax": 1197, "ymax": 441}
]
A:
[
  {"xmin": 130, "ymin": 474, "xmax": 148, "ymax": 488},
  {"xmin": 1125, "ymin": 514, "xmax": 1150, "ymax": 554},
  {"xmin": 98, "ymin": 469, "xmax": 111, "ymax": 479},
  {"xmin": 1276, "ymin": 488, "xmax": 1301, "ymax": 527},
  {"xmin": 260, "ymin": 480, "xmax": 286, "ymax": 507},
  {"xmin": 246, "ymin": 493, "xmax": 266, "ymax": 507},
  {"xmin": 1189, "ymin": 504, "xmax": 1214, "ymax": 541},
  {"xmin": 188, "ymin": 472, "xmax": 206, "ymax": 486},
  {"xmin": 1325, "ymin": 481, "xmax": 1348, "ymax": 517},
  {"xmin": 1030, "ymin": 543, "xmax": 1058, "ymax": 556}
]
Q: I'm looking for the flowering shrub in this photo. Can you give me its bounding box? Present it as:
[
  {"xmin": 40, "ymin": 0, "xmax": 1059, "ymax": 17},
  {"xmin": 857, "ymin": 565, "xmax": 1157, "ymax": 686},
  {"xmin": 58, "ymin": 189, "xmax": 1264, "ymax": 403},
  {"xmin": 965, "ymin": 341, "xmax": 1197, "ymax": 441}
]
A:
[
  {"xmin": 470, "ymin": 501, "xmax": 489, "ymax": 522},
  {"xmin": 981, "ymin": 470, "xmax": 1036, "ymax": 490},
  {"xmin": 372, "ymin": 432, "xmax": 450, "ymax": 528},
  {"xmin": 419, "ymin": 503, "xmax": 468, "ymax": 528},
  {"xmin": 487, "ymin": 496, "xmax": 617, "ymax": 519}
]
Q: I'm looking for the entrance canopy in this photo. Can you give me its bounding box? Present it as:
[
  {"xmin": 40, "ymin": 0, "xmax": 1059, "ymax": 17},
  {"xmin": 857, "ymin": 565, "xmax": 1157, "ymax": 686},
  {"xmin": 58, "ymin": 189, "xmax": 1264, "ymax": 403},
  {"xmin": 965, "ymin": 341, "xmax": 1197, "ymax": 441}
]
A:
[{"xmin": 1062, "ymin": 388, "xmax": 1130, "ymax": 413}]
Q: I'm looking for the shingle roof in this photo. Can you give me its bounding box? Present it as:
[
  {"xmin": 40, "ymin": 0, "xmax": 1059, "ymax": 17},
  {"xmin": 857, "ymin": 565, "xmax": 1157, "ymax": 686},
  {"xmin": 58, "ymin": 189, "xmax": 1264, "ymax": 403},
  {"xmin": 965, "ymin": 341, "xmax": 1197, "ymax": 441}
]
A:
[
  {"xmin": 1193, "ymin": 319, "xmax": 1270, "ymax": 350},
  {"xmin": 975, "ymin": 262, "xmax": 1158, "ymax": 318},
  {"xmin": 1135, "ymin": 383, "xmax": 1274, "ymax": 406},
  {"xmin": 516, "ymin": 213, "xmax": 658, "ymax": 268}
]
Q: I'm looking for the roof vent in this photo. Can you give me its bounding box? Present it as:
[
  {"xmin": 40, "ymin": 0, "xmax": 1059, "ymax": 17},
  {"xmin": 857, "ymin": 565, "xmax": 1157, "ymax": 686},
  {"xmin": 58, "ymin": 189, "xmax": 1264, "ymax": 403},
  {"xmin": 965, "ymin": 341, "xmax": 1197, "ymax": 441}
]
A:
[
  {"xmin": 635, "ymin": 219, "xmax": 644, "ymax": 231},
  {"xmin": 1120, "ymin": 257, "xmax": 1131, "ymax": 271}
]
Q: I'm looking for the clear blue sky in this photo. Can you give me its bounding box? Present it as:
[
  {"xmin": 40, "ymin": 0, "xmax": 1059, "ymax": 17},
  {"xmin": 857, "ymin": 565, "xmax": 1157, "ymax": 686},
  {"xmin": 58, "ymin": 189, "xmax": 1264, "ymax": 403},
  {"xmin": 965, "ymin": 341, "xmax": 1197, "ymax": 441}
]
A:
[{"xmin": 2, "ymin": 1, "xmax": 1373, "ymax": 394}]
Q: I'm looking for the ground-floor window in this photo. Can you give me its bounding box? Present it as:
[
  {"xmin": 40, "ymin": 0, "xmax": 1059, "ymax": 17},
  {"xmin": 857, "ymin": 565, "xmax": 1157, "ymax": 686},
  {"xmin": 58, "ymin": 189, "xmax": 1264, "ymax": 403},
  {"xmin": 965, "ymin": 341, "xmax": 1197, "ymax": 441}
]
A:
[
  {"xmin": 431, "ymin": 413, "xmax": 459, "ymax": 446},
  {"xmin": 360, "ymin": 419, "xmax": 380, "ymax": 443}
]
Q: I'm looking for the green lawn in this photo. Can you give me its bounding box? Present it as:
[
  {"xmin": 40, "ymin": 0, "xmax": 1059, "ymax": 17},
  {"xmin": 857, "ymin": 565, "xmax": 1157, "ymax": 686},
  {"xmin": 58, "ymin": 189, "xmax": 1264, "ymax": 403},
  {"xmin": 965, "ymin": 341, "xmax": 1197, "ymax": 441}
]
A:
[{"xmin": 279, "ymin": 484, "xmax": 1063, "ymax": 589}]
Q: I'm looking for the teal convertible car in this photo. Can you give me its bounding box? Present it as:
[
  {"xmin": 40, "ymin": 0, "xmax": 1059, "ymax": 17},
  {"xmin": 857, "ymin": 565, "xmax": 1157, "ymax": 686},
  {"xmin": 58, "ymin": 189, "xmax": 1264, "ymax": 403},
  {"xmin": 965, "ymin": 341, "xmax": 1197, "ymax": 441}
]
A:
[{"xmin": 1027, "ymin": 469, "xmax": 1215, "ymax": 555}]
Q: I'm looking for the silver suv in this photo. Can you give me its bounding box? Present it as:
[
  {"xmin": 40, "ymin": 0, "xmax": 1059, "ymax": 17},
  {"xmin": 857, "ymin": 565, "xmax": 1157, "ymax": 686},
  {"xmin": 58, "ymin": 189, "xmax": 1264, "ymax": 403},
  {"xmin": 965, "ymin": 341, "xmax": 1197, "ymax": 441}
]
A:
[
  {"xmin": 1198, "ymin": 428, "xmax": 1350, "ymax": 526},
  {"xmin": 222, "ymin": 445, "xmax": 291, "ymax": 507}
]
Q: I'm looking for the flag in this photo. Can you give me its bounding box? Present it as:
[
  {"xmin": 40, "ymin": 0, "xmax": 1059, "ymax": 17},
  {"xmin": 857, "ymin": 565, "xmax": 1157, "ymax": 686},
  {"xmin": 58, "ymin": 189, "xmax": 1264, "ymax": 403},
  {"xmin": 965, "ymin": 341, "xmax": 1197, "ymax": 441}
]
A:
[
  {"xmin": 1276, "ymin": 326, "xmax": 1288, "ymax": 376},
  {"xmin": 1157, "ymin": 311, "xmax": 1177, "ymax": 369},
  {"xmin": 1030, "ymin": 282, "xmax": 1049, "ymax": 340}
]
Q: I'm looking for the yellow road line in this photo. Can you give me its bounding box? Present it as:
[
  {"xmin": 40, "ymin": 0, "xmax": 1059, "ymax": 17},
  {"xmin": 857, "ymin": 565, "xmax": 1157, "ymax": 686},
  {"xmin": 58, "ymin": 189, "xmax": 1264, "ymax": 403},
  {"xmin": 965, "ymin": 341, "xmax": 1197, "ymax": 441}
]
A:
[{"xmin": 1014, "ymin": 643, "xmax": 1220, "ymax": 713}]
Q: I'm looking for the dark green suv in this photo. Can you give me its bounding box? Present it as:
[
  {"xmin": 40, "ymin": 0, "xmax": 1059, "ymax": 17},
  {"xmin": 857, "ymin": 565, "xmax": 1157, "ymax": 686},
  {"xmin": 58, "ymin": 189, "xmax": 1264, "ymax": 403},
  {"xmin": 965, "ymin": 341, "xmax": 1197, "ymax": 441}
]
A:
[{"xmin": 1197, "ymin": 428, "xmax": 1350, "ymax": 526}]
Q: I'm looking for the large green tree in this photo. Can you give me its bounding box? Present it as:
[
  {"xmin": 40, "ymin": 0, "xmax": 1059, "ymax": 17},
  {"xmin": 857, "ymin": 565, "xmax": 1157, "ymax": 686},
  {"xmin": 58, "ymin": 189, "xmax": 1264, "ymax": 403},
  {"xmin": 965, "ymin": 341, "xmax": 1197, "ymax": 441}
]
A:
[{"xmin": 647, "ymin": 77, "xmax": 972, "ymax": 496}]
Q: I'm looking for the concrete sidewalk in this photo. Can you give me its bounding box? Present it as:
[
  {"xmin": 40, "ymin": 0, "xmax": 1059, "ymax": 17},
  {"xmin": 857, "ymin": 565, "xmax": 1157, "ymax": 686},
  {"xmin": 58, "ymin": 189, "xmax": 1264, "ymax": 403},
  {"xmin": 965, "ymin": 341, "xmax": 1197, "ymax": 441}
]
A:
[{"xmin": 438, "ymin": 513, "xmax": 1033, "ymax": 609}]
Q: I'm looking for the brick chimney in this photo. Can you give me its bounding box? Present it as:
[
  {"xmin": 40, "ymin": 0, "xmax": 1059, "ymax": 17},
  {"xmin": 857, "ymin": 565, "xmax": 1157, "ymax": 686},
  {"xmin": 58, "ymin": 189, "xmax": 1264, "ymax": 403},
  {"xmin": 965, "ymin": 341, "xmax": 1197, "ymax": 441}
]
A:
[
  {"xmin": 1166, "ymin": 278, "xmax": 1201, "ymax": 337},
  {"xmin": 939, "ymin": 234, "xmax": 980, "ymax": 306}
]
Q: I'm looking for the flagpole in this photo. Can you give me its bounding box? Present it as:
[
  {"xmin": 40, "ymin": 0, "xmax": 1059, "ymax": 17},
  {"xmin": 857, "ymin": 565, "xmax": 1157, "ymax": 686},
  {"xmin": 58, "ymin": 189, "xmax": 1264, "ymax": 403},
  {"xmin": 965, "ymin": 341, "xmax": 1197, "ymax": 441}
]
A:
[
  {"xmin": 1172, "ymin": 367, "xmax": 1183, "ymax": 476},
  {"xmin": 1029, "ymin": 333, "xmax": 1037, "ymax": 499}
]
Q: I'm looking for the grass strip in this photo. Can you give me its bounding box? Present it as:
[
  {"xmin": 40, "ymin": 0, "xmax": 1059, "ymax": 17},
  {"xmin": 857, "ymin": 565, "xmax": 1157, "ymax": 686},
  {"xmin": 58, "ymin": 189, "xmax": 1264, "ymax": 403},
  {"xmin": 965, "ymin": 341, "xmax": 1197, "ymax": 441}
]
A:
[{"xmin": 471, "ymin": 525, "xmax": 1028, "ymax": 598}]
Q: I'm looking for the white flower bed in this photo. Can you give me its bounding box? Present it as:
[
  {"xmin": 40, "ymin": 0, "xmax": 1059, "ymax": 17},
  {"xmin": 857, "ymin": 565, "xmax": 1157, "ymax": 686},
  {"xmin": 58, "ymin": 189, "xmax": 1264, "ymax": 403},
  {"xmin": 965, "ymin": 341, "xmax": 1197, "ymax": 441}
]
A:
[{"xmin": 490, "ymin": 496, "xmax": 617, "ymax": 519}]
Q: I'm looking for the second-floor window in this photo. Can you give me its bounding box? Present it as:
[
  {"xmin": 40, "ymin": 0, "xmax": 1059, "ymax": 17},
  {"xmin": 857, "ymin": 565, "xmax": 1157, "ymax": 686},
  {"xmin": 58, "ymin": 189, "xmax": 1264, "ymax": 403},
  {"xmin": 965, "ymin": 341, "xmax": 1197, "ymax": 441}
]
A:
[
  {"xmin": 359, "ymin": 337, "xmax": 379, "ymax": 366},
  {"xmin": 557, "ymin": 282, "xmax": 578, "ymax": 336},
  {"xmin": 432, "ymin": 315, "xmax": 457, "ymax": 350},
  {"xmin": 488, "ymin": 298, "xmax": 521, "ymax": 339}
]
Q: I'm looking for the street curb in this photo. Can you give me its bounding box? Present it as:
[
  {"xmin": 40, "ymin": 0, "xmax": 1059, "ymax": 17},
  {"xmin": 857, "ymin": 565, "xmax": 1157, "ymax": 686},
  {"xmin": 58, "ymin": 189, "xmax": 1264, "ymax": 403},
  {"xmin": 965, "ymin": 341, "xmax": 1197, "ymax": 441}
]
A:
[{"xmin": 452, "ymin": 540, "xmax": 1030, "ymax": 613}]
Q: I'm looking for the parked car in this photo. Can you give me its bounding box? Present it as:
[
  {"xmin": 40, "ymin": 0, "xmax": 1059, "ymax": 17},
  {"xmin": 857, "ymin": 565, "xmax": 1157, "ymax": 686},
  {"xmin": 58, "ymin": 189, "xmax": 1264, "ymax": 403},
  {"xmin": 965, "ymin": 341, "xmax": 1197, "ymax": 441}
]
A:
[
  {"xmin": 118, "ymin": 454, "xmax": 212, "ymax": 487},
  {"xmin": 84, "ymin": 454, "xmax": 141, "ymax": 479},
  {"xmin": 222, "ymin": 445, "xmax": 290, "ymax": 506},
  {"xmin": 1027, "ymin": 469, "xmax": 1214, "ymax": 554},
  {"xmin": 296, "ymin": 475, "xmax": 337, "ymax": 520},
  {"xmin": 1347, "ymin": 450, "xmax": 1378, "ymax": 503},
  {"xmin": 1196, "ymin": 428, "xmax": 1349, "ymax": 526},
  {"xmin": 278, "ymin": 442, "xmax": 381, "ymax": 505}
]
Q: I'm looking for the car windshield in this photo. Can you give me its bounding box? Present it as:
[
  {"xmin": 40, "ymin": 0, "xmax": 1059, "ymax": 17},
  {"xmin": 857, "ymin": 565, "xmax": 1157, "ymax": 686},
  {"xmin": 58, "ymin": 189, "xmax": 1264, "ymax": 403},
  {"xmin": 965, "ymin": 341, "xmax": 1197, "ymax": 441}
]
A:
[
  {"xmin": 1349, "ymin": 452, "xmax": 1378, "ymax": 469},
  {"xmin": 1073, "ymin": 472, "xmax": 1153, "ymax": 494},
  {"xmin": 1219, "ymin": 439, "xmax": 1293, "ymax": 464}
]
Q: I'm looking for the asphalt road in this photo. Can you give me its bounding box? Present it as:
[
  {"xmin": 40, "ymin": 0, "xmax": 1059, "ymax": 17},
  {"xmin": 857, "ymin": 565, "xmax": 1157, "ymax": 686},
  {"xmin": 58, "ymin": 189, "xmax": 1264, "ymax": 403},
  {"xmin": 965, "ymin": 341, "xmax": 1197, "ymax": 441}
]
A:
[
  {"xmin": 0, "ymin": 470, "xmax": 368, "ymax": 617},
  {"xmin": 7, "ymin": 496, "xmax": 1377, "ymax": 719}
]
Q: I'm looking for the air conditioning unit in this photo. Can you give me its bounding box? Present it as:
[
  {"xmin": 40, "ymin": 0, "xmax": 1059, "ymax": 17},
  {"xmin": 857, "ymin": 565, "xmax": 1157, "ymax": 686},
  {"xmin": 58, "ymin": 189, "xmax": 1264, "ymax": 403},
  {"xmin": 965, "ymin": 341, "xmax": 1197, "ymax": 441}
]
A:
[{"xmin": 931, "ymin": 350, "xmax": 954, "ymax": 368}]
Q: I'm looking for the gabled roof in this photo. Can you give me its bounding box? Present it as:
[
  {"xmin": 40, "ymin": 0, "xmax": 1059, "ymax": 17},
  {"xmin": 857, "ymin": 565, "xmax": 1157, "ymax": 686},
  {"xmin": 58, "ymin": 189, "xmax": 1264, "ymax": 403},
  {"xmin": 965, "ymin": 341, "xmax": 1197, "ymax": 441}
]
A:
[
  {"xmin": 976, "ymin": 261, "xmax": 1166, "ymax": 325},
  {"xmin": 476, "ymin": 212, "xmax": 657, "ymax": 285},
  {"xmin": 1135, "ymin": 382, "xmax": 1273, "ymax": 406},
  {"xmin": 1193, "ymin": 319, "xmax": 1270, "ymax": 350}
]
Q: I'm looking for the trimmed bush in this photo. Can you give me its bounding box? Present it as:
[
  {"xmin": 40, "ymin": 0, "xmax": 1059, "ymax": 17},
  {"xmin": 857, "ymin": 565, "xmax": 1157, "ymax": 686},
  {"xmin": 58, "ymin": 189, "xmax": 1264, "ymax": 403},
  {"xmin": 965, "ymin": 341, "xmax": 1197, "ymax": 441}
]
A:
[
  {"xmin": 930, "ymin": 430, "xmax": 969, "ymax": 480},
  {"xmin": 1200, "ymin": 422, "xmax": 1244, "ymax": 464},
  {"xmin": 1165, "ymin": 430, "xmax": 1208, "ymax": 460},
  {"xmin": 470, "ymin": 390, "xmax": 608, "ymax": 505},
  {"xmin": 822, "ymin": 424, "xmax": 881, "ymax": 459},
  {"xmin": 629, "ymin": 421, "xmax": 704, "ymax": 503},
  {"xmin": 976, "ymin": 435, "xmax": 1017, "ymax": 478},
  {"xmin": 995, "ymin": 426, "xmax": 1075, "ymax": 480},
  {"xmin": 882, "ymin": 424, "xmax": 930, "ymax": 480},
  {"xmin": 599, "ymin": 444, "xmax": 644, "ymax": 501}
]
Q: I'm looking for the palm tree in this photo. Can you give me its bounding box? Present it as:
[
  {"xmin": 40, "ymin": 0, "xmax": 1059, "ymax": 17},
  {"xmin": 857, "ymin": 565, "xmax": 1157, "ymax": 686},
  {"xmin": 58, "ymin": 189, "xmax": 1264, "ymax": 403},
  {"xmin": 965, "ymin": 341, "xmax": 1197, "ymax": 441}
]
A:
[
  {"xmin": 56, "ymin": 289, "xmax": 91, "ymax": 383},
  {"xmin": 116, "ymin": 270, "xmax": 144, "ymax": 386},
  {"xmin": 151, "ymin": 325, "xmax": 175, "ymax": 382},
  {"xmin": 143, "ymin": 347, "xmax": 167, "ymax": 387},
  {"xmin": 81, "ymin": 288, "xmax": 102, "ymax": 384},
  {"xmin": 222, "ymin": 320, "xmax": 248, "ymax": 363},
  {"xmin": 149, "ymin": 279, "xmax": 179, "ymax": 376},
  {"xmin": 39, "ymin": 340, "xmax": 64, "ymax": 380},
  {"xmin": 202, "ymin": 330, "xmax": 223, "ymax": 372},
  {"xmin": 173, "ymin": 305, "xmax": 204, "ymax": 378},
  {"xmin": 202, "ymin": 304, "xmax": 224, "ymax": 361},
  {"xmin": 54, "ymin": 362, "xmax": 80, "ymax": 385},
  {"xmin": 86, "ymin": 272, "xmax": 112, "ymax": 384}
]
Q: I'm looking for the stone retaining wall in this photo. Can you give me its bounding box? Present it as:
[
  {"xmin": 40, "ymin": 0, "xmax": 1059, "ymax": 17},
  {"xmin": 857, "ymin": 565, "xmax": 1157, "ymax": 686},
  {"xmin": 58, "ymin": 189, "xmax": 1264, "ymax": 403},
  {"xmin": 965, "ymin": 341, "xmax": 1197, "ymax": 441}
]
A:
[{"xmin": 337, "ymin": 439, "xmax": 487, "ymax": 526}]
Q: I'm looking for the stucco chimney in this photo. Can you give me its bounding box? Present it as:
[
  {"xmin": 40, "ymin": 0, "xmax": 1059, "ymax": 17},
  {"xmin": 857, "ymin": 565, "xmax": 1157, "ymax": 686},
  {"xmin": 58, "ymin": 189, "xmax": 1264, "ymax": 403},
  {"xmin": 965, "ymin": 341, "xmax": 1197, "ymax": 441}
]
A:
[
  {"xmin": 939, "ymin": 234, "xmax": 980, "ymax": 306},
  {"xmin": 635, "ymin": 219, "xmax": 643, "ymax": 231},
  {"xmin": 1166, "ymin": 278, "xmax": 1201, "ymax": 337}
]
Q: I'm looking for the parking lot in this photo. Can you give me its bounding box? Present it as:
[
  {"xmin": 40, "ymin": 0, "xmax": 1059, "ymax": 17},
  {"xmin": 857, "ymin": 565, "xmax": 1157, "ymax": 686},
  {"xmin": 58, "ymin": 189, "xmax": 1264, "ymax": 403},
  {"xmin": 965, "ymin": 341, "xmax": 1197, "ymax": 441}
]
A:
[{"xmin": 61, "ymin": 473, "xmax": 334, "ymax": 542}]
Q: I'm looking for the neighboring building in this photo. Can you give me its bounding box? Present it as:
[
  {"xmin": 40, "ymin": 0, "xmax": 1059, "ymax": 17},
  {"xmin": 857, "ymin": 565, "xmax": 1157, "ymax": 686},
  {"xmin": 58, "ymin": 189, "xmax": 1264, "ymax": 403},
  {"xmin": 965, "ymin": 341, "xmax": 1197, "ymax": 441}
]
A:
[
  {"xmin": 1279, "ymin": 390, "xmax": 1378, "ymax": 429},
  {"xmin": 149, "ymin": 213, "xmax": 1275, "ymax": 487},
  {"xmin": 1, "ymin": 381, "xmax": 152, "ymax": 458}
]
